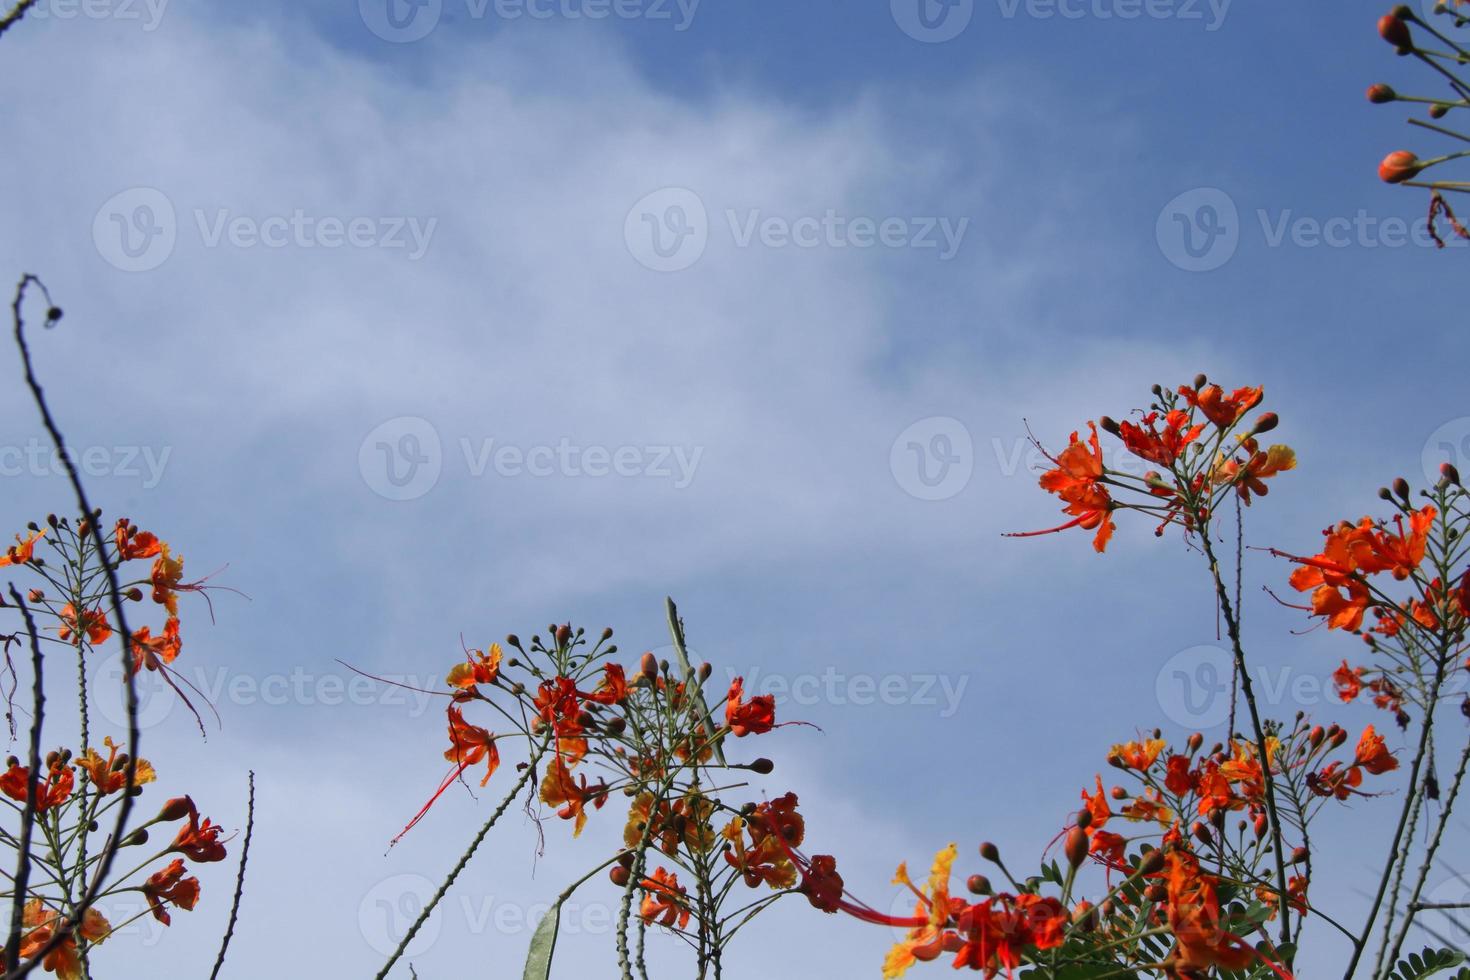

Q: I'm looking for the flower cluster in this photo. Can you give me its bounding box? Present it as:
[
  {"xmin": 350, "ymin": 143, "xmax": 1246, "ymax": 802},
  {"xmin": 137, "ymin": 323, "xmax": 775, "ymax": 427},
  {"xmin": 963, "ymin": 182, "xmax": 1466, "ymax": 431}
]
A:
[
  {"xmin": 376, "ymin": 608, "xmax": 818, "ymax": 976},
  {"xmin": 1010, "ymin": 376, "xmax": 1292, "ymax": 552},
  {"xmin": 0, "ymin": 511, "xmax": 232, "ymax": 978}
]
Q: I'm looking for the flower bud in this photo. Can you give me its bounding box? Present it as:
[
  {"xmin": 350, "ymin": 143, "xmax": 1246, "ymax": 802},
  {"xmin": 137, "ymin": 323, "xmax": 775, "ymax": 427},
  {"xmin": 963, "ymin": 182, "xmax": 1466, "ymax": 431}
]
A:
[
  {"xmin": 123, "ymin": 828, "xmax": 149, "ymax": 847},
  {"xmin": 1072, "ymin": 901, "xmax": 1096, "ymax": 932},
  {"xmin": 1192, "ymin": 821, "xmax": 1212, "ymax": 846},
  {"xmin": 1379, "ymin": 12, "xmax": 1413, "ymax": 52},
  {"xmin": 1251, "ymin": 412, "xmax": 1279, "ymax": 435},
  {"xmin": 640, "ymin": 652, "xmax": 658, "ymax": 681},
  {"xmin": 1290, "ymin": 846, "xmax": 1309, "ymax": 865},
  {"xmin": 158, "ymin": 796, "xmax": 193, "ymax": 822},
  {"xmin": 1441, "ymin": 462, "xmax": 1461, "ymax": 486},
  {"xmin": 749, "ymin": 758, "xmax": 774, "ymax": 775},
  {"xmin": 967, "ymin": 874, "xmax": 992, "ymax": 896},
  {"xmin": 555, "ymin": 624, "xmax": 572, "ymax": 649},
  {"xmin": 609, "ymin": 865, "xmax": 631, "ymax": 887},
  {"xmin": 1394, "ymin": 477, "xmax": 1412, "ymax": 500},
  {"xmin": 601, "ymin": 627, "xmax": 614, "ymax": 641},
  {"xmin": 698, "ymin": 662, "xmax": 713, "ymax": 683},
  {"xmin": 1075, "ymin": 807, "xmax": 1093, "ymax": 830},
  {"xmin": 1065, "ymin": 827, "xmax": 1089, "ymax": 868},
  {"xmin": 1098, "ymin": 416, "xmax": 1121, "ymax": 436},
  {"xmin": 979, "ymin": 841, "xmax": 1000, "ymax": 863},
  {"xmin": 1368, "ymin": 83, "xmax": 1398, "ymax": 103},
  {"xmin": 1431, "ymin": 103, "xmax": 1450, "ymax": 119},
  {"xmin": 1137, "ymin": 850, "xmax": 1165, "ymax": 875},
  {"xmin": 1379, "ymin": 150, "xmax": 1423, "ymax": 183}
]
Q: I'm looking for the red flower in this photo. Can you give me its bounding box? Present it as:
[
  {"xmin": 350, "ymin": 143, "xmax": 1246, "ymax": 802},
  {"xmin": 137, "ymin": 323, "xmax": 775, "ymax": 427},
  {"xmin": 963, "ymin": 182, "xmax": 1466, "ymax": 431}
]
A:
[
  {"xmin": 725, "ymin": 677, "xmax": 775, "ymax": 737},
  {"xmin": 142, "ymin": 858, "xmax": 201, "ymax": 925}
]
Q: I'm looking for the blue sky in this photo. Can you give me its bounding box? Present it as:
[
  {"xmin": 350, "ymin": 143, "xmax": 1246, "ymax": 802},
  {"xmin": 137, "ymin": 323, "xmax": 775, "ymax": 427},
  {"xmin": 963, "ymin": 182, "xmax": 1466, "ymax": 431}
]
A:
[{"xmin": 1, "ymin": 0, "xmax": 1469, "ymax": 976}]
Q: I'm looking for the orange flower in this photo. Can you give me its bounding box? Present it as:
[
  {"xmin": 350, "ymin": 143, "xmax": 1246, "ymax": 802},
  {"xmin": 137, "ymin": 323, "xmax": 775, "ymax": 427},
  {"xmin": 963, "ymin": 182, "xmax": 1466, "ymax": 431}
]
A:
[
  {"xmin": 952, "ymin": 894, "xmax": 1067, "ymax": 978},
  {"xmin": 1117, "ymin": 410, "xmax": 1204, "ymax": 467},
  {"xmin": 128, "ymin": 617, "xmax": 182, "ymax": 675},
  {"xmin": 114, "ymin": 520, "xmax": 162, "ymax": 561},
  {"xmin": 12, "ymin": 900, "xmax": 110, "ymax": 980},
  {"xmin": 0, "ymin": 763, "xmax": 74, "ymax": 811},
  {"xmin": 639, "ymin": 868, "xmax": 690, "ymax": 930},
  {"xmin": 0, "ymin": 528, "xmax": 45, "ymax": 567},
  {"xmin": 721, "ymin": 816, "xmax": 797, "ymax": 891},
  {"xmin": 1355, "ymin": 725, "xmax": 1398, "ymax": 775},
  {"xmin": 57, "ymin": 604, "xmax": 112, "ymax": 646},
  {"xmin": 583, "ymin": 662, "xmax": 629, "ymax": 706},
  {"xmin": 883, "ymin": 844, "xmax": 961, "ymax": 979},
  {"xmin": 1214, "ymin": 439, "xmax": 1296, "ymax": 503},
  {"xmin": 538, "ymin": 756, "xmax": 606, "ymax": 837},
  {"xmin": 725, "ymin": 677, "xmax": 775, "ymax": 737},
  {"xmin": 446, "ymin": 643, "xmax": 502, "ymax": 690},
  {"xmin": 169, "ymin": 800, "xmax": 228, "ymax": 863},
  {"xmin": 1109, "ymin": 738, "xmax": 1166, "ymax": 771},
  {"xmin": 1178, "ymin": 384, "xmax": 1263, "ymax": 429},
  {"xmin": 1022, "ymin": 424, "xmax": 1116, "ymax": 552},
  {"xmin": 141, "ymin": 858, "xmax": 201, "ymax": 925},
  {"xmin": 1163, "ymin": 851, "xmax": 1257, "ymax": 976},
  {"xmin": 1333, "ymin": 661, "xmax": 1364, "ymax": 702},
  {"xmin": 77, "ymin": 737, "xmax": 156, "ymax": 795},
  {"xmin": 1164, "ymin": 754, "xmax": 1196, "ymax": 795}
]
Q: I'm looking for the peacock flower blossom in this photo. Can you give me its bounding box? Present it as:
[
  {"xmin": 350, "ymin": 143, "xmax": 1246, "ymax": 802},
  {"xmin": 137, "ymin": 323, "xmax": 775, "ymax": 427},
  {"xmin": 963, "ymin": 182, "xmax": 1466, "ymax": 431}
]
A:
[
  {"xmin": 0, "ymin": 528, "xmax": 45, "ymax": 567},
  {"xmin": 57, "ymin": 604, "xmax": 112, "ymax": 645},
  {"xmin": 725, "ymin": 677, "xmax": 776, "ymax": 737},
  {"xmin": 1355, "ymin": 725, "xmax": 1399, "ymax": 775},
  {"xmin": 639, "ymin": 868, "xmax": 691, "ymax": 930},
  {"xmin": 1177, "ymin": 384, "xmax": 1263, "ymax": 429},
  {"xmin": 446, "ymin": 643, "xmax": 502, "ymax": 691},
  {"xmin": 141, "ymin": 858, "xmax": 201, "ymax": 925},
  {"xmin": 77, "ymin": 737, "xmax": 156, "ymax": 795}
]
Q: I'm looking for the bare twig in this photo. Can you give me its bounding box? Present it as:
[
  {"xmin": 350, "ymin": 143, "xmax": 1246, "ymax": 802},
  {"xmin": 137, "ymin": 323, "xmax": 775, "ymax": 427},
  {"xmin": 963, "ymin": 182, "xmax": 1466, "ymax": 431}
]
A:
[
  {"xmin": 5, "ymin": 275, "xmax": 142, "ymax": 980},
  {"xmin": 208, "ymin": 771, "xmax": 255, "ymax": 980},
  {"xmin": 3, "ymin": 589, "xmax": 44, "ymax": 972},
  {"xmin": 0, "ymin": 0, "xmax": 40, "ymax": 41}
]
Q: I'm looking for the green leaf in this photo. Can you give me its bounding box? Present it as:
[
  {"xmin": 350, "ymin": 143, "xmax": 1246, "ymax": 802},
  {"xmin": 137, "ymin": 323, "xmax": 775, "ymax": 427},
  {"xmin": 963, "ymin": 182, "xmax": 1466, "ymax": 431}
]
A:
[
  {"xmin": 522, "ymin": 902, "xmax": 561, "ymax": 980},
  {"xmin": 1388, "ymin": 946, "xmax": 1467, "ymax": 980}
]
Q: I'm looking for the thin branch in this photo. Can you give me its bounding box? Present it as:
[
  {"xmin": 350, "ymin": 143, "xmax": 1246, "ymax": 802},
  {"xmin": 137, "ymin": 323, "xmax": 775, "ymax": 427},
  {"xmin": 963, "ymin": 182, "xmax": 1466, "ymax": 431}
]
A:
[
  {"xmin": 0, "ymin": 0, "xmax": 39, "ymax": 41},
  {"xmin": 3, "ymin": 590, "xmax": 44, "ymax": 972},
  {"xmin": 4, "ymin": 276, "xmax": 142, "ymax": 980},
  {"xmin": 208, "ymin": 771, "xmax": 255, "ymax": 980}
]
